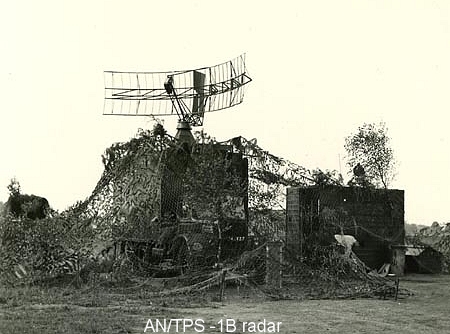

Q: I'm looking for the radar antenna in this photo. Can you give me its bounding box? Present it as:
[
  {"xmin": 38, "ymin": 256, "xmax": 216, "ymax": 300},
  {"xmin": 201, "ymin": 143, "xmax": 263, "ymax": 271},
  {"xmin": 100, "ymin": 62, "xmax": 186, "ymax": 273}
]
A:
[{"xmin": 104, "ymin": 55, "xmax": 252, "ymax": 141}]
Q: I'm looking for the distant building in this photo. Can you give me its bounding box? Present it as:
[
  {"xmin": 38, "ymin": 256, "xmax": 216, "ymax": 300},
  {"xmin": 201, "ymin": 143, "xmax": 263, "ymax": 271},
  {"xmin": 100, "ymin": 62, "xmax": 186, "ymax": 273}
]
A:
[{"xmin": 405, "ymin": 246, "xmax": 444, "ymax": 274}]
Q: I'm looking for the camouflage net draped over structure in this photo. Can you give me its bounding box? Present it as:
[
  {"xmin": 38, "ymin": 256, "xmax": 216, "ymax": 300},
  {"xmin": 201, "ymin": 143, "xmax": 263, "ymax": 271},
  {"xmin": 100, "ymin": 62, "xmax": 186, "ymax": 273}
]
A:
[
  {"xmin": 233, "ymin": 136, "xmax": 314, "ymax": 240},
  {"xmin": 0, "ymin": 125, "xmax": 404, "ymax": 299},
  {"xmin": 77, "ymin": 127, "xmax": 316, "ymax": 243},
  {"xmin": 74, "ymin": 126, "xmax": 400, "ymax": 298},
  {"xmin": 409, "ymin": 222, "xmax": 450, "ymax": 272},
  {"xmin": 413, "ymin": 223, "xmax": 450, "ymax": 257}
]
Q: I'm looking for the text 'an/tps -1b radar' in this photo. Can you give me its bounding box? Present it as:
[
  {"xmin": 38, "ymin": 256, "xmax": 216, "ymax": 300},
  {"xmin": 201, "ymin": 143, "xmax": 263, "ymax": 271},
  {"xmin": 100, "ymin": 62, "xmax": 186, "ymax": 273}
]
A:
[{"xmin": 103, "ymin": 54, "xmax": 252, "ymax": 143}]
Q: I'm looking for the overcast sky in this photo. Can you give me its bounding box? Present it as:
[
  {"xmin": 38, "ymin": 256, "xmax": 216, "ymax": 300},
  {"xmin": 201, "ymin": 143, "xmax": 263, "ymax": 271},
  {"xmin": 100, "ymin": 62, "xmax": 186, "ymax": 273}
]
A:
[{"xmin": 1, "ymin": 0, "xmax": 449, "ymax": 225}]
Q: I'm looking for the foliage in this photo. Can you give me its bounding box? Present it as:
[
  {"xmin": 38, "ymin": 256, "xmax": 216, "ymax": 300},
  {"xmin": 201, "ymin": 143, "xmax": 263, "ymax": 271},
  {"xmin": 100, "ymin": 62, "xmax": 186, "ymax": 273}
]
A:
[
  {"xmin": 344, "ymin": 122, "xmax": 396, "ymax": 189},
  {"xmin": 0, "ymin": 206, "xmax": 97, "ymax": 285},
  {"xmin": 411, "ymin": 222, "xmax": 450, "ymax": 261},
  {"xmin": 3, "ymin": 194, "xmax": 50, "ymax": 220},
  {"xmin": 320, "ymin": 206, "xmax": 351, "ymax": 231},
  {"xmin": 89, "ymin": 127, "xmax": 315, "ymax": 243},
  {"xmin": 299, "ymin": 244, "xmax": 367, "ymax": 280},
  {"xmin": 222, "ymin": 136, "xmax": 313, "ymax": 240},
  {"xmin": 0, "ymin": 123, "xmax": 332, "ymax": 286},
  {"xmin": 7, "ymin": 177, "xmax": 21, "ymax": 196},
  {"xmin": 183, "ymin": 140, "xmax": 246, "ymax": 222},
  {"xmin": 2, "ymin": 178, "xmax": 52, "ymax": 220},
  {"xmin": 87, "ymin": 124, "xmax": 174, "ymax": 240},
  {"xmin": 311, "ymin": 168, "xmax": 344, "ymax": 186},
  {"xmin": 0, "ymin": 124, "xmax": 404, "ymax": 297}
]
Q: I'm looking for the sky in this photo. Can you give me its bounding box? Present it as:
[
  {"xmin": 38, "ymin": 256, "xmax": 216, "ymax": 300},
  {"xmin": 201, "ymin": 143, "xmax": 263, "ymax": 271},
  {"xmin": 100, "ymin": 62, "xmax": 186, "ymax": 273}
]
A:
[{"xmin": 1, "ymin": 0, "xmax": 449, "ymax": 225}]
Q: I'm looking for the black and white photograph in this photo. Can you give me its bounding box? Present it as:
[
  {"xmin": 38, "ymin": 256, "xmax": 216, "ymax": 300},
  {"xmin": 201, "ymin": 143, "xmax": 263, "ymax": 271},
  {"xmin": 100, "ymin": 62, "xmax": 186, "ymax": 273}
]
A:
[{"xmin": 1, "ymin": 1, "xmax": 449, "ymax": 333}]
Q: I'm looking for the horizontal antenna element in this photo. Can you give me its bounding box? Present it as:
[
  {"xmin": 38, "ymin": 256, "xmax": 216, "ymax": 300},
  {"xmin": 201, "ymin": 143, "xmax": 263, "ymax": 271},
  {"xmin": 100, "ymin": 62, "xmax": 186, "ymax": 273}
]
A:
[{"xmin": 104, "ymin": 55, "xmax": 252, "ymax": 127}]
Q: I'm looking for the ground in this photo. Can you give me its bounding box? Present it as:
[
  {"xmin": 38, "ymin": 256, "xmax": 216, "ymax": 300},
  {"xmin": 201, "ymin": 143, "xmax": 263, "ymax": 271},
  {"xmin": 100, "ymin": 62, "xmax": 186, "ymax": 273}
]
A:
[{"xmin": 0, "ymin": 274, "xmax": 449, "ymax": 334}]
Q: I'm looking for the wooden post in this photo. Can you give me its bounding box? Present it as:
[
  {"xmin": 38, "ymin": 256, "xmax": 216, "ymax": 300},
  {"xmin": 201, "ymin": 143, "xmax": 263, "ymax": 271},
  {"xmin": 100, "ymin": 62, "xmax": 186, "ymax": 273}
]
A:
[
  {"xmin": 219, "ymin": 269, "xmax": 227, "ymax": 302},
  {"xmin": 266, "ymin": 241, "xmax": 283, "ymax": 289},
  {"xmin": 390, "ymin": 245, "xmax": 405, "ymax": 276}
]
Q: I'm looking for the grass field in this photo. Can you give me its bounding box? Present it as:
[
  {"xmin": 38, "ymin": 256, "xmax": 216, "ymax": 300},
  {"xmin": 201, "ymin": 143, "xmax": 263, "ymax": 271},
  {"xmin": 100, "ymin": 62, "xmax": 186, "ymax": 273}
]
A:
[{"xmin": 0, "ymin": 274, "xmax": 449, "ymax": 333}]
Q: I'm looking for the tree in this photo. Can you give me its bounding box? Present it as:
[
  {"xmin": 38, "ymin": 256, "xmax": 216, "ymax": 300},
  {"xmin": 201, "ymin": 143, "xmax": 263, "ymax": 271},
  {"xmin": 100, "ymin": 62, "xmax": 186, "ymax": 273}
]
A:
[
  {"xmin": 3, "ymin": 178, "xmax": 50, "ymax": 220},
  {"xmin": 344, "ymin": 122, "xmax": 396, "ymax": 189},
  {"xmin": 7, "ymin": 178, "xmax": 21, "ymax": 196},
  {"xmin": 311, "ymin": 168, "xmax": 344, "ymax": 186}
]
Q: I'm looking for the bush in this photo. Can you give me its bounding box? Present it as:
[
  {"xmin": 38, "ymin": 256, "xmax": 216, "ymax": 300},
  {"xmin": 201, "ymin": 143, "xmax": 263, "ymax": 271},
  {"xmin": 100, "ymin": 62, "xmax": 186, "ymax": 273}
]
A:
[{"xmin": 0, "ymin": 211, "xmax": 96, "ymax": 285}]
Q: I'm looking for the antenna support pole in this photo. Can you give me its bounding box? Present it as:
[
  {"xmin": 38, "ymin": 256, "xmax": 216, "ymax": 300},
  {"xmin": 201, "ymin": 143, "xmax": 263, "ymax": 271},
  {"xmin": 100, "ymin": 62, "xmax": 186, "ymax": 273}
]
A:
[
  {"xmin": 104, "ymin": 54, "xmax": 252, "ymax": 129},
  {"xmin": 175, "ymin": 120, "xmax": 195, "ymax": 146}
]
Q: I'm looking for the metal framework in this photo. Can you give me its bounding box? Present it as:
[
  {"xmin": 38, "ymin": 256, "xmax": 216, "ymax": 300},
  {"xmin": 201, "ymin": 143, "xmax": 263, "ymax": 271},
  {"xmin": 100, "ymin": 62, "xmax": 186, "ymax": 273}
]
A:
[{"xmin": 104, "ymin": 54, "xmax": 252, "ymax": 126}]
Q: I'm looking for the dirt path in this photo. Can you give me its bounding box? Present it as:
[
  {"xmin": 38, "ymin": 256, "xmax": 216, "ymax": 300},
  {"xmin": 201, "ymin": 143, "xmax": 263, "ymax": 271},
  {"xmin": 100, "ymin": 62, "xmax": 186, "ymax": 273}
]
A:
[
  {"xmin": 136, "ymin": 275, "xmax": 450, "ymax": 333},
  {"xmin": 1, "ymin": 274, "xmax": 449, "ymax": 334}
]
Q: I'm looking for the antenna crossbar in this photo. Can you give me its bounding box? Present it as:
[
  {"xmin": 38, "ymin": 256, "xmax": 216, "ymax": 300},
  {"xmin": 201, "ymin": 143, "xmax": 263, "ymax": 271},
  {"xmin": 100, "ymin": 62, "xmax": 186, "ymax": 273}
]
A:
[{"xmin": 103, "ymin": 54, "xmax": 251, "ymax": 127}]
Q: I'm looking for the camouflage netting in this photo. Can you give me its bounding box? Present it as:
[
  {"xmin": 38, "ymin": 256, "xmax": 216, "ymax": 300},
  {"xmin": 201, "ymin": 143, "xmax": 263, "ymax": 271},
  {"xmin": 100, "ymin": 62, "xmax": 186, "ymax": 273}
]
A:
[
  {"xmin": 413, "ymin": 223, "xmax": 450, "ymax": 255},
  {"xmin": 409, "ymin": 222, "xmax": 450, "ymax": 271},
  {"xmin": 0, "ymin": 124, "xmax": 404, "ymax": 299},
  {"xmin": 59, "ymin": 125, "xmax": 318, "ymax": 253},
  {"xmin": 86, "ymin": 127, "xmax": 315, "ymax": 240}
]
